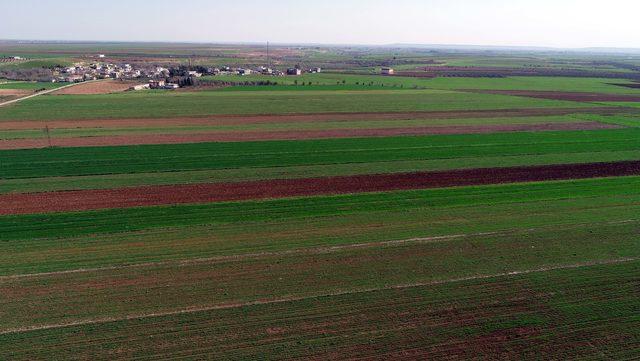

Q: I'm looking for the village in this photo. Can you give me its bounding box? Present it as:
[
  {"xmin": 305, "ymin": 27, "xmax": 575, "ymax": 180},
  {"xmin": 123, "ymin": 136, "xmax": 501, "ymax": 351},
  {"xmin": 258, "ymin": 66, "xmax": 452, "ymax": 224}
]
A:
[
  {"xmin": 2, "ymin": 54, "xmax": 396, "ymax": 90},
  {"xmin": 45, "ymin": 54, "xmax": 326, "ymax": 90}
]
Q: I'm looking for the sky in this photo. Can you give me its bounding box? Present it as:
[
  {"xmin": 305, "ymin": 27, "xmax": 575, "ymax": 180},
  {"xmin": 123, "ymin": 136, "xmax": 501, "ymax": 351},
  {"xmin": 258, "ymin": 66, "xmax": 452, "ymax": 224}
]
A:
[{"xmin": 2, "ymin": 0, "xmax": 640, "ymax": 48}]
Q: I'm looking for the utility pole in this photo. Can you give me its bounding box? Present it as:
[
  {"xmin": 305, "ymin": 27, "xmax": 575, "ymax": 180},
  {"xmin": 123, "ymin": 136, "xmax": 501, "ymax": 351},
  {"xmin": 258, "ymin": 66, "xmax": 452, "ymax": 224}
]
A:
[
  {"xmin": 44, "ymin": 124, "xmax": 52, "ymax": 148},
  {"xmin": 267, "ymin": 41, "xmax": 270, "ymax": 69}
]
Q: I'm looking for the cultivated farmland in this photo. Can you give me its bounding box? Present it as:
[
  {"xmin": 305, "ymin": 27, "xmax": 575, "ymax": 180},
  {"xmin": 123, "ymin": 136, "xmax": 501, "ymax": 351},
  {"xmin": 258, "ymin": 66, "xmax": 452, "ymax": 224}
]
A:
[{"xmin": 1, "ymin": 43, "xmax": 640, "ymax": 360}]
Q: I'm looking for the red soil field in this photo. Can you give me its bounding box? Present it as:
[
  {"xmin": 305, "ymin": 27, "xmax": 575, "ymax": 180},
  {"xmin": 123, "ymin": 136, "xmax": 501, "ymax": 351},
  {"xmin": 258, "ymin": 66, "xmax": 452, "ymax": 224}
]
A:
[
  {"xmin": 0, "ymin": 107, "xmax": 626, "ymax": 130},
  {"xmin": 52, "ymin": 80, "xmax": 142, "ymax": 95},
  {"xmin": 0, "ymin": 122, "xmax": 619, "ymax": 150},
  {"xmin": 2, "ymin": 160, "xmax": 640, "ymax": 215},
  {"xmin": 0, "ymin": 89, "xmax": 31, "ymax": 96},
  {"xmin": 473, "ymin": 90, "xmax": 640, "ymax": 102}
]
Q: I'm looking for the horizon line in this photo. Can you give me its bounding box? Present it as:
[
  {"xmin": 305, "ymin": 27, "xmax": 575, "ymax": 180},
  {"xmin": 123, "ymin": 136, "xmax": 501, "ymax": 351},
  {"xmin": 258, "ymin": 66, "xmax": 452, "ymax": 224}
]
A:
[{"xmin": 2, "ymin": 38, "xmax": 640, "ymax": 53}]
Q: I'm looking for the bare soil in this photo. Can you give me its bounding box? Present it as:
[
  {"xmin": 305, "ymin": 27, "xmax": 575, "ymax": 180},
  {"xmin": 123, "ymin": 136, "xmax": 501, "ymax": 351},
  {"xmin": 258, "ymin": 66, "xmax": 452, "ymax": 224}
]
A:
[
  {"xmin": 0, "ymin": 89, "xmax": 31, "ymax": 96},
  {"xmin": 2, "ymin": 160, "xmax": 639, "ymax": 215},
  {"xmin": 52, "ymin": 80, "xmax": 142, "ymax": 95}
]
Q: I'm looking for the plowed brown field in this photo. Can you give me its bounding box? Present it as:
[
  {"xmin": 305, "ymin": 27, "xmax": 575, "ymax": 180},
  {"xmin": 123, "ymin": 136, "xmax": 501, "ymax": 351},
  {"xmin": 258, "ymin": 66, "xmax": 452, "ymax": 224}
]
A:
[
  {"xmin": 0, "ymin": 89, "xmax": 31, "ymax": 96},
  {"xmin": 52, "ymin": 80, "xmax": 141, "ymax": 95},
  {"xmin": 3, "ymin": 160, "xmax": 639, "ymax": 215}
]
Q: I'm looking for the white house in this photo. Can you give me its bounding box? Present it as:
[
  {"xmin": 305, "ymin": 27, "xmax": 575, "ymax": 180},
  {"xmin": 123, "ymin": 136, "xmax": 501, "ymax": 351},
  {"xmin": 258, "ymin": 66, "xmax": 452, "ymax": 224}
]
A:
[
  {"xmin": 381, "ymin": 67, "xmax": 395, "ymax": 75},
  {"xmin": 149, "ymin": 80, "xmax": 166, "ymax": 89},
  {"xmin": 131, "ymin": 84, "xmax": 150, "ymax": 91}
]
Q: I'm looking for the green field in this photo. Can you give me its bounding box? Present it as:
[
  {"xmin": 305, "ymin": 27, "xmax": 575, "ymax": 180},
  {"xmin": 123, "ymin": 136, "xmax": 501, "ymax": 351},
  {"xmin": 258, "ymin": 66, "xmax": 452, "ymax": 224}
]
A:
[
  {"xmin": 0, "ymin": 114, "xmax": 605, "ymax": 140},
  {"xmin": 2, "ymin": 175, "xmax": 639, "ymax": 273},
  {"xmin": 0, "ymin": 88, "xmax": 595, "ymax": 121},
  {"xmin": 3, "ymin": 148, "xmax": 640, "ymax": 195},
  {"xmin": 2, "ymin": 129, "xmax": 639, "ymax": 179},
  {"xmin": 207, "ymin": 73, "xmax": 640, "ymax": 94},
  {"xmin": 0, "ymin": 58, "xmax": 74, "ymax": 70},
  {"xmin": 3, "ymin": 260, "xmax": 637, "ymax": 360},
  {"xmin": 2, "ymin": 220, "xmax": 639, "ymax": 326},
  {"xmin": 1, "ymin": 42, "xmax": 640, "ymax": 359},
  {"xmin": 0, "ymin": 81, "xmax": 65, "ymax": 91}
]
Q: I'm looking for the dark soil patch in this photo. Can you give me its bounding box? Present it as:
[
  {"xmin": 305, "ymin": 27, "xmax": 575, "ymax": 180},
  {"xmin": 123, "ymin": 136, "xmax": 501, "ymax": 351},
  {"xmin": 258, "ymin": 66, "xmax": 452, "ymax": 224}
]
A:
[
  {"xmin": 2, "ymin": 160, "xmax": 640, "ymax": 215},
  {"xmin": 609, "ymin": 82, "xmax": 640, "ymax": 89},
  {"xmin": 468, "ymin": 90, "xmax": 640, "ymax": 102}
]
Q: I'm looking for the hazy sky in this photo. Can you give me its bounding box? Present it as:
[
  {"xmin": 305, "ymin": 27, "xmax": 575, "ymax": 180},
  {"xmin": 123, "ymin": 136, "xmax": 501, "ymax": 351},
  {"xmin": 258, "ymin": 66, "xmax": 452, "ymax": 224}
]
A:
[{"xmin": 2, "ymin": 0, "xmax": 640, "ymax": 48}]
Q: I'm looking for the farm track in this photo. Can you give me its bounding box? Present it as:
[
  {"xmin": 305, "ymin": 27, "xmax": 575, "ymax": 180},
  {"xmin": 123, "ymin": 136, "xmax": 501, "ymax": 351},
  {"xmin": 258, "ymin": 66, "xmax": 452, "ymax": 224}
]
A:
[
  {"xmin": 0, "ymin": 107, "xmax": 628, "ymax": 130},
  {"xmin": 0, "ymin": 122, "xmax": 619, "ymax": 149},
  {"xmin": 1, "ymin": 257, "xmax": 636, "ymax": 336},
  {"xmin": 3, "ymin": 160, "xmax": 640, "ymax": 215}
]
